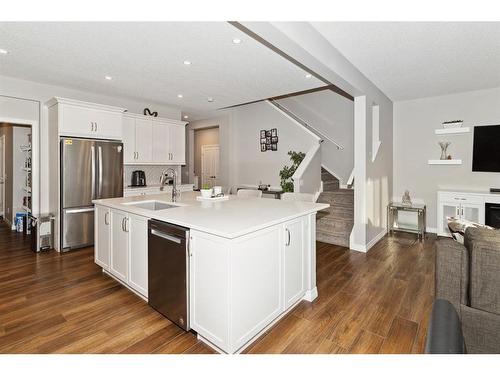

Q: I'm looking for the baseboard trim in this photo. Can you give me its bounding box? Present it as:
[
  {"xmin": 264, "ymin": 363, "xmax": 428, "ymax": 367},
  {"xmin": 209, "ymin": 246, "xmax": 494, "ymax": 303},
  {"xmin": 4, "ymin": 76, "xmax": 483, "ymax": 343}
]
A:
[
  {"xmin": 303, "ymin": 287, "xmax": 318, "ymax": 302},
  {"xmin": 349, "ymin": 228, "xmax": 387, "ymax": 253}
]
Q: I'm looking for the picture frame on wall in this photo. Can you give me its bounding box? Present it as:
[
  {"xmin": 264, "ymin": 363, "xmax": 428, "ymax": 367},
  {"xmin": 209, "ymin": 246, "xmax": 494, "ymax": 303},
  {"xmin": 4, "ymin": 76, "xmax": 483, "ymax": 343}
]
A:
[
  {"xmin": 266, "ymin": 144, "xmax": 272, "ymax": 151},
  {"xmin": 271, "ymin": 143, "xmax": 278, "ymax": 151},
  {"xmin": 260, "ymin": 137, "xmax": 266, "ymax": 144},
  {"xmin": 266, "ymin": 130, "xmax": 272, "ymax": 137},
  {"xmin": 271, "ymin": 128, "xmax": 277, "ymax": 137},
  {"xmin": 260, "ymin": 130, "xmax": 266, "ymax": 138},
  {"xmin": 271, "ymin": 136, "xmax": 278, "ymax": 143},
  {"xmin": 266, "ymin": 136, "xmax": 271, "ymax": 144},
  {"xmin": 261, "ymin": 143, "xmax": 267, "ymax": 152}
]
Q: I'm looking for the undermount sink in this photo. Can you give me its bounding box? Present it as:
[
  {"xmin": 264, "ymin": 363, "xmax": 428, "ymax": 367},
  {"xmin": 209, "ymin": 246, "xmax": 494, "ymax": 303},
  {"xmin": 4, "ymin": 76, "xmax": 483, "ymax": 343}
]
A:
[{"xmin": 125, "ymin": 201, "xmax": 177, "ymax": 211}]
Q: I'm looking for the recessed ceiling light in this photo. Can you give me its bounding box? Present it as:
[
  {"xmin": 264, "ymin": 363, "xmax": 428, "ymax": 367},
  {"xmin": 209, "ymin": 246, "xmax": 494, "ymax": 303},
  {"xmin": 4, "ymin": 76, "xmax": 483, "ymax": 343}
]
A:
[
  {"xmin": 104, "ymin": 75, "xmax": 112, "ymax": 80},
  {"xmin": 0, "ymin": 48, "xmax": 8, "ymax": 55},
  {"xmin": 207, "ymin": 97, "xmax": 214, "ymax": 103},
  {"xmin": 183, "ymin": 60, "xmax": 191, "ymax": 65},
  {"xmin": 183, "ymin": 115, "xmax": 189, "ymax": 119},
  {"xmin": 232, "ymin": 38, "xmax": 241, "ymax": 44},
  {"xmin": 305, "ymin": 74, "xmax": 312, "ymax": 79},
  {"xmin": 177, "ymin": 94, "xmax": 183, "ymax": 98}
]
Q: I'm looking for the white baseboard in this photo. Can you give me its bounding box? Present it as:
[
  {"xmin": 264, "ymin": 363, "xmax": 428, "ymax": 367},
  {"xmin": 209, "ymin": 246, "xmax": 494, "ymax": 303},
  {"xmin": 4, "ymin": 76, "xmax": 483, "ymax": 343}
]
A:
[
  {"xmin": 349, "ymin": 228, "xmax": 387, "ymax": 253},
  {"xmin": 303, "ymin": 287, "xmax": 318, "ymax": 302}
]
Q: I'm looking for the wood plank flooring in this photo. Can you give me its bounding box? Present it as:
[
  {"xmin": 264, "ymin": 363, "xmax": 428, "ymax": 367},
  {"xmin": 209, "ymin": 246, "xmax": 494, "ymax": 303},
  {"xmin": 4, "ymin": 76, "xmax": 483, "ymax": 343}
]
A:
[{"xmin": 0, "ymin": 220, "xmax": 434, "ymax": 354}]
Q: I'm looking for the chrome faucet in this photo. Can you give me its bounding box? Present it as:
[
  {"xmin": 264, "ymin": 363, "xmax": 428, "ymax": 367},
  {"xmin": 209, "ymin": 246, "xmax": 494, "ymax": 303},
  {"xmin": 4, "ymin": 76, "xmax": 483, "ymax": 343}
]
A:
[{"xmin": 160, "ymin": 168, "xmax": 178, "ymax": 202}]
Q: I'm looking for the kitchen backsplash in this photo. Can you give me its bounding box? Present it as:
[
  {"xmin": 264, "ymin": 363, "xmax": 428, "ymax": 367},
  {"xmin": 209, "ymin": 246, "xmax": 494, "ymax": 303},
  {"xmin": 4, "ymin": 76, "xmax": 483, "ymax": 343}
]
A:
[{"xmin": 124, "ymin": 165, "xmax": 182, "ymax": 187}]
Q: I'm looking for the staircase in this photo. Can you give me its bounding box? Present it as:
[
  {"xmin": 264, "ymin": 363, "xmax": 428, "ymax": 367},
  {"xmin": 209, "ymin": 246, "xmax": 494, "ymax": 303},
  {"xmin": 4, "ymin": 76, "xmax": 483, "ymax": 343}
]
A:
[{"xmin": 316, "ymin": 168, "xmax": 354, "ymax": 247}]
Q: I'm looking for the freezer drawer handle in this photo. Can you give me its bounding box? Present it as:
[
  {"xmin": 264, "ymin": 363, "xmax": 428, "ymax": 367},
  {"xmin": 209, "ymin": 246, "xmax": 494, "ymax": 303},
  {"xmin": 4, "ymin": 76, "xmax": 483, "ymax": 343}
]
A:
[
  {"xmin": 150, "ymin": 229, "xmax": 182, "ymax": 244},
  {"xmin": 65, "ymin": 207, "xmax": 95, "ymax": 214}
]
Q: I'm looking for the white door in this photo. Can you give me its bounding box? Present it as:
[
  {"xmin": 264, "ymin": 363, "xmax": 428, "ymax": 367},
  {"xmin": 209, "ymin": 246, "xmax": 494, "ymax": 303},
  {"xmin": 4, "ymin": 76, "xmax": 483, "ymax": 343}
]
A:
[
  {"xmin": 134, "ymin": 118, "xmax": 153, "ymax": 163},
  {"xmin": 0, "ymin": 135, "xmax": 4, "ymax": 217},
  {"xmin": 152, "ymin": 122, "xmax": 170, "ymax": 163},
  {"xmin": 128, "ymin": 213, "xmax": 148, "ymax": 297},
  {"xmin": 201, "ymin": 144, "xmax": 220, "ymax": 188},
  {"xmin": 122, "ymin": 117, "xmax": 136, "ymax": 163},
  {"xmin": 94, "ymin": 111, "xmax": 122, "ymax": 139},
  {"xmin": 438, "ymin": 201, "xmax": 460, "ymax": 236},
  {"xmin": 95, "ymin": 206, "xmax": 111, "ymax": 269},
  {"xmin": 110, "ymin": 209, "xmax": 129, "ymax": 282},
  {"xmin": 169, "ymin": 124, "xmax": 186, "ymax": 164},
  {"xmin": 60, "ymin": 105, "xmax": 97, "ymax": 137},
  {"xmin": 283, "ymin": 217, "xmax": 305, "ymax": 309}
]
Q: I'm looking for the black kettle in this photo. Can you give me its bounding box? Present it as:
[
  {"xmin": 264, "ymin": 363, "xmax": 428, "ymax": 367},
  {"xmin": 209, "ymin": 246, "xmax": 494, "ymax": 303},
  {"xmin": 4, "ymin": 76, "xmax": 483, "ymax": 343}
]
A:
[{"xmin": 131, "ymin": 170, "xmax": 146, "ymax": 186}]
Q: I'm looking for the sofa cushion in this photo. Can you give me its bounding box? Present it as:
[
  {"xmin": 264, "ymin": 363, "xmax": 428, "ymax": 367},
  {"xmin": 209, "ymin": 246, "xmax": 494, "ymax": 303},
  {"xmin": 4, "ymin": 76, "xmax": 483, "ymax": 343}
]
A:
[
  {"xmin": 461, "ymin": 304, "xmax": 500, "ymax": 353},
  {"xmin": 465, "ymin": 227, "xmax": 500, "ymax": 315}
]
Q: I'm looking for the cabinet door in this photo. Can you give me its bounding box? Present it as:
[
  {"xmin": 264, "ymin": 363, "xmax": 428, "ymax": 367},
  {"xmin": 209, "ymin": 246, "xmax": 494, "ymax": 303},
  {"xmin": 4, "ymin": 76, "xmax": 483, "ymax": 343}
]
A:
[
  {"xmin": 122, "ymin": 117, "xmax": 136, "ymax": 163},
  {"xmin": 438, "ymin": 201, "xmax": 460, "ymax": 236},
  {"xmin": 169, "ymin": 124, "xmax": 186, "ymax": 164},
  {"xmin": 95, "ymin": 206, "xmax": 111, "ymax": 269},
  {"xmin": 60, "ymin": 105, "xmax": 97, "ymax": 137},
  {"xmin": 94, "ymin": 111, "xmax": 122, "ymax": 139},
  {"xmin": 128, "ymin": 213, "xmax": 148, "ymax": 297},
  {"xmin": 461, "ymin": 203, "xmax": 484, "ymax": 224},
  {"xmin": 152, "ymin": 122, "xmax": 170, "ymax": 163},
  {"xmin": 283, "ymin": 217, "xmax": 305, "ymax": 309},
  {"xmin": 110, "ymin": 209, "xmax": 129, "ymax": 282},
  {"xmin": 135, "ymin": 118, "xmax": 153, "ymax": 163}
]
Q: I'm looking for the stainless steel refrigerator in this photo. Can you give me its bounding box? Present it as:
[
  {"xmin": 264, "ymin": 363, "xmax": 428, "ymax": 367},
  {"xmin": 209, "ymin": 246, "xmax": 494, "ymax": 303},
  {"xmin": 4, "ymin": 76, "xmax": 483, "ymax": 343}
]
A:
[{"xmin": 60, "ymin": 137, "xmax": 123, "ymax": 251}]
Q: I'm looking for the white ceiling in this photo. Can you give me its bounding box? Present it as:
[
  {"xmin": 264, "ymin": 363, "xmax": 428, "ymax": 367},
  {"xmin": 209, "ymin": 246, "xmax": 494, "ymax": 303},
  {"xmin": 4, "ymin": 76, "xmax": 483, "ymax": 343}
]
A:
[
  {"xmin": 311, "ymin": 22, "xmax": 500, "ymax": 101},
  {"xmin": 0, "ymin": 22, "xmax": 323, "ymax": 119}
]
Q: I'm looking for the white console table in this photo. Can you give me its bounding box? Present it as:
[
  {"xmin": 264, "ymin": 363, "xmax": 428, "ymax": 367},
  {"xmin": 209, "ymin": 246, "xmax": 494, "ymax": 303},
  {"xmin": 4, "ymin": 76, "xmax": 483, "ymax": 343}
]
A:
[{"xmin": 437, "ymin": 190, "xmax": 500, "ymax": 236}]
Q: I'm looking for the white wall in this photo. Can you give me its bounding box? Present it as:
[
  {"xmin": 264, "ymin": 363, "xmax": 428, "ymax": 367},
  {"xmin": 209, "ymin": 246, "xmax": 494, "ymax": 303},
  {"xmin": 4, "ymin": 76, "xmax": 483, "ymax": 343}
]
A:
[
  {"xmin": 231, "ymin": 101, "xmax": 318, "ymax": 189},
  {"xmin": 393, "ymin": 86, "xmax": 500, "ymax": 231},
  {"xmin": 0, "ymin": 74, "xmax": 182, "ymax": 213},
  {"xmin": 278, "ymin": 90, "xmax": 354, "ymax": 185}
]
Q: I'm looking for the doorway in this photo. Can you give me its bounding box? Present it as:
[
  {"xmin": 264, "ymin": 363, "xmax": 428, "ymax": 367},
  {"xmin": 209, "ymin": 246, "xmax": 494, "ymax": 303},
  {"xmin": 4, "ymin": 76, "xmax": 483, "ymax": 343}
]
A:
[
  {"xmin": 201, "ymin": 144, "xmax": 220, "ymax": 188},
  {"xmin": 193, "ymin": 126, "xmax": 220, "ymax": 189},
  {"xmin": 0, "ymin": 135, "xmax": 5, "ymax": 217},
  {"xmin": 0, "ymin": 122, "xmax": 32, "ymax": 233}
]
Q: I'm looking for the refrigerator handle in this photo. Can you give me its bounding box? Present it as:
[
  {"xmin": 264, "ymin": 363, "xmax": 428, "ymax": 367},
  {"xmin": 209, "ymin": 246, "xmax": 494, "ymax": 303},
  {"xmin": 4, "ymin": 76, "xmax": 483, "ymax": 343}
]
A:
[
  {"xmin": 98, "ymin": 146, "xmax": 103, "ymax": 198},
  {"xmin": 91, "ymin": 145, "xmax": 96, "ymax": 200}
]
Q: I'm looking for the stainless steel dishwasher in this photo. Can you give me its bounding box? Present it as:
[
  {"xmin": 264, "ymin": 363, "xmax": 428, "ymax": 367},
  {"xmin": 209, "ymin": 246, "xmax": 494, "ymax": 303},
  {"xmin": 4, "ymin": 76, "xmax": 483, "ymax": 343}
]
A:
[{"xmin": 148, "ymin": 219, "xmax": 190, "ymax": 330}]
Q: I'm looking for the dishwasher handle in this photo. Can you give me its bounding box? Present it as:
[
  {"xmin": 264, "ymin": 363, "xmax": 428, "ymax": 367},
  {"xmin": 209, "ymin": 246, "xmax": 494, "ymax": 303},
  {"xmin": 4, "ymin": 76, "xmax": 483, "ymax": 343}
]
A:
[{"xmin": 150, "ymin": 229, "xmax": 182, "ymax": 244}]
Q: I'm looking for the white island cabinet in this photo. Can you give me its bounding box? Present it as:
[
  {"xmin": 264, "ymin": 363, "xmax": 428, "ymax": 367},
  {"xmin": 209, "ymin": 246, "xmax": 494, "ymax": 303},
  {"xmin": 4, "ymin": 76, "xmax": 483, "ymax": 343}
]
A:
[
  {"xmin": 94, "ymin": 206, "xmax": 148, "ymax": 298},
  {"xmin": 93, "ymin": 192, "xmax": 327, "ymax": 354},
  {"xmin": 190, "ymin": 214, "xmax": 314, "ymax": 353}
]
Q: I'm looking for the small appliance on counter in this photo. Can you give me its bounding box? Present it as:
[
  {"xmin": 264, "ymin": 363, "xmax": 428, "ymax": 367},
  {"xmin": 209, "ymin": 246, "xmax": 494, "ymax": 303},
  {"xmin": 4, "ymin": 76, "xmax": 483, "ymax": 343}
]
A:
[{"xmin": 131, "ymin": 170, "xmax": 146, "ymax": 187}]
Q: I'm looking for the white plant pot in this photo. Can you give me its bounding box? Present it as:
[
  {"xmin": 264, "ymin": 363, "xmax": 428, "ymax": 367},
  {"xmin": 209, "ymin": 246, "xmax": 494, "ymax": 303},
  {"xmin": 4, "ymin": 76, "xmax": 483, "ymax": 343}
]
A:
[{"xmin": 201, "ymin": 189, "xmax": 213, "ymax": 198}]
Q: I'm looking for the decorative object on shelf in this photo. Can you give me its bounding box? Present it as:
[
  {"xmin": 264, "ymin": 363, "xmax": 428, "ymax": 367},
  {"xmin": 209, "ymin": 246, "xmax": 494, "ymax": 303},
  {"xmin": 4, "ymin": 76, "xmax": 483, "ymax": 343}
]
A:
[
  {"xmin": 442, "ymin": 120, "xmax": 463, "ymax": 129},
  {"xmin": 143, "ymin": 108, "xmax": 158, "ymax": 117},
  {"xmin": 279, "ymin": 150, "xmax": 305, "ymax": 192},
  {"xmin": 438, "ymin": 141, "xmax": 451, "ymax": 160},
  {"xmin": 402, "ymin": 190, "xmax": 412, "ymax": 206},
  {"xmin": 260, "ymin": 128, "xmax": 278, "ymax": 152}
]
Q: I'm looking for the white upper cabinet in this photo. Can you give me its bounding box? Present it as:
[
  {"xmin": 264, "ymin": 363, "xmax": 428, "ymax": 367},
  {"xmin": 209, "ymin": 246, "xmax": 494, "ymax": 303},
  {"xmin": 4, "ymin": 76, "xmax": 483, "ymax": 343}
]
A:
[
  {"xmin": 47, "ymin": 98, "xmax": 125, "ymax": 140},
  {"xmin": 135, "ymin": 118, "xmax": 153, "ymax": 163},
  {"xmin": 169, "ymin": 124, "xmax": 186, "ymax": 164},
  {"xmin": 123, "ymin": 114, "xmax": 186, "ymax": 165},
  {"xmin": 152, "ymin": 122, "xmax": 170, "ymax": 163}
]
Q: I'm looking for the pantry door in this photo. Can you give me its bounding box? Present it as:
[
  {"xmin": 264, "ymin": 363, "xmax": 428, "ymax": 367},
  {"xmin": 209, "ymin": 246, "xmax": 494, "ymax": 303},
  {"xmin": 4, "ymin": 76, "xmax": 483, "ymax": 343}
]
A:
[
  {"xmin": 0, "ymin": 135, "xmax": 4, "ymax": 217},
  {"xmin": 201, "ymin": 144, "xmax": 220, "ymax": 188}
]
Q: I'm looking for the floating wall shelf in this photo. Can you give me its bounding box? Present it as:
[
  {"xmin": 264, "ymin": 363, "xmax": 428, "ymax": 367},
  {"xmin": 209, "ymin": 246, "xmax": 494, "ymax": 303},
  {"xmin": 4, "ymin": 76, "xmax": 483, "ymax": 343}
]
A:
[
  {"xmin": 428, "ymin": 159, "xmax": 462, "ymax": 165},
  {"xmin": 435, "ymin": 127, "xmax": 470, "ymax": 135}
]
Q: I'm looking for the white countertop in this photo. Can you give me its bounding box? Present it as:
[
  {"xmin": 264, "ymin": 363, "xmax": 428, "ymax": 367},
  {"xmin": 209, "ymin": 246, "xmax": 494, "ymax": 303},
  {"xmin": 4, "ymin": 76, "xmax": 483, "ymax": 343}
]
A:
[
  {"xmin": 124, "ymin": 183, "xmax": 193, "ymax": 191},
  {"xmin": 93, "ymin": 191, "xmax": 329, "ymax": 239}
]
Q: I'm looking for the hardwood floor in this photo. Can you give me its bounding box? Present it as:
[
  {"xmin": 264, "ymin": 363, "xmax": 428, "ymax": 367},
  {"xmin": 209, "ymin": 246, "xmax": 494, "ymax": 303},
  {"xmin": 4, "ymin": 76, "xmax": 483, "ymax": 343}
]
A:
[{"xmin": 0, "ymin": 220, "xmax": 434, "ymax": 354}]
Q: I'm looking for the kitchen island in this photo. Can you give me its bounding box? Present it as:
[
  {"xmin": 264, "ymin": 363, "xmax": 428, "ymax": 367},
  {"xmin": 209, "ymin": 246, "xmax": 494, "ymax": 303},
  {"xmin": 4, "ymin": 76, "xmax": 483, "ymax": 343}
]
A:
[{"xmin": 93, "ymin": 191, "xmax": 328, "ymax": 353}]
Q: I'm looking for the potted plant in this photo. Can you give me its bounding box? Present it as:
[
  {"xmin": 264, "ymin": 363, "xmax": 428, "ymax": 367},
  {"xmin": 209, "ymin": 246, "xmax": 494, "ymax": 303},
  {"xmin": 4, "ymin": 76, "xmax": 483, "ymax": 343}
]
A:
[
  {"xmin": 279, "ymin": 151, "xmax": 305, "ymax": 193},
  {"xmin": 200, "ymin": 184, "xmax": 213, "ymax": 198}
]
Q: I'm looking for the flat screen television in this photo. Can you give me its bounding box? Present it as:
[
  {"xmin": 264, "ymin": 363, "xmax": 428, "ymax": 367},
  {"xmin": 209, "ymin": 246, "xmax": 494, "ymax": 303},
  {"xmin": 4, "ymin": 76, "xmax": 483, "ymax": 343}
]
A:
[{"xmin": 472, "ymin": 125, "xmax": 500, "ymax": 172}]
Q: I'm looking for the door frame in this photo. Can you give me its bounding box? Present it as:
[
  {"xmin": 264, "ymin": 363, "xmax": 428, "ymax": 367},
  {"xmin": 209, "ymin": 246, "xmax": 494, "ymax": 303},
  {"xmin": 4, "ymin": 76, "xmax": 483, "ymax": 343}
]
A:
[
  {"xmin": 0, "ymin": 117, "xmax": 39, "ymax": 218},
  {"xmin": 0, "ymin": 134, "xmax": 5, "ymax": 217},
  {"xmin": 201, "ymin": 144, "xmax": 220, "ymax": 188}
]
